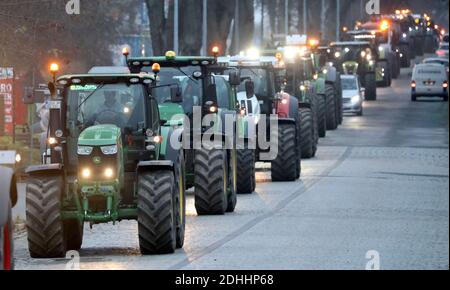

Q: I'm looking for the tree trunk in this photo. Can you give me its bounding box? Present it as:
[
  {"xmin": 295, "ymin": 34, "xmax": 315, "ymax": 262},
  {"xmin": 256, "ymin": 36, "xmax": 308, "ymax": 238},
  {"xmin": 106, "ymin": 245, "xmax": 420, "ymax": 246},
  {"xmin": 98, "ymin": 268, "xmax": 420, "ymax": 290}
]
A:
[
  {"xmin": 146, "ymin": 0, "xmax": 166, "ymax": 55},
  {"xmin": 179, "ymin": 0, "xmax": 203, "ymax": 55},
  {"xmin": 207, "ymin": 0, "xmax": 235, "ymax": 55}
]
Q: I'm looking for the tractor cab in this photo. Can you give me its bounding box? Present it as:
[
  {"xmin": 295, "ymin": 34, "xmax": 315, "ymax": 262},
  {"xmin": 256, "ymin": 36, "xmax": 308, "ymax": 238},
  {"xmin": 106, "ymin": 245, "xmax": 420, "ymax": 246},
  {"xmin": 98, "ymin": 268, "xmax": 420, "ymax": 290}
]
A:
[
  {"xmin": 217, "ymin": 54, "xmax": 286, "ymax": 117},
  {"xmin": 330, "ymin": 41, "xmax": 378, "ymax": 100},
  {"xmin": 54, "ymin": 74, "xmax": 166, "ymax": 178}
]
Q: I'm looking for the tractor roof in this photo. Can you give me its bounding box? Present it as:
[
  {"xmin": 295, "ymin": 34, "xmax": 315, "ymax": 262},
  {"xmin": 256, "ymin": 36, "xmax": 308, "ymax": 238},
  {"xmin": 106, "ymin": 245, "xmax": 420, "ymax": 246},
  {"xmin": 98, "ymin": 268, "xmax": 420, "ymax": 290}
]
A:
[
  {"xmin": 330, "ymin": 41, "xmax": 371, "ymax": 47},
  {"xmin": 217, "ymin": 56, "xmax": 281, "ymax": 68},
  {"xmin": 127, "ymin": 56, "xmax": 216, "ymax": 69},
  {"xmin": 57, "ymin": 73, "xmax": 155, "ymax": 86}
]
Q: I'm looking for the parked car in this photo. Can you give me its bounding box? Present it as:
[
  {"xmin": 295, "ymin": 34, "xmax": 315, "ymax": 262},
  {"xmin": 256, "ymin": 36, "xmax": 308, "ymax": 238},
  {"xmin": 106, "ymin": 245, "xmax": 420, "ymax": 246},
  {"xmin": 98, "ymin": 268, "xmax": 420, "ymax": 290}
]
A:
[
  {"xmin": 422, "ymin": 58, "xmax": 449, "ymax": 79},
  {"xmin": 411, "ymin": 63, "xmax": 448, "ymax": 102},
  {"xmin": 0, "ymin": 166, "xmax": 18, "ymax": 270},
  {"xmin": 436, "ymin": 42, "xmax": 449, "ymax": 59},
  {"xmin": 341, "ymin": 74, "xmax": 364, "ymax": 116}
]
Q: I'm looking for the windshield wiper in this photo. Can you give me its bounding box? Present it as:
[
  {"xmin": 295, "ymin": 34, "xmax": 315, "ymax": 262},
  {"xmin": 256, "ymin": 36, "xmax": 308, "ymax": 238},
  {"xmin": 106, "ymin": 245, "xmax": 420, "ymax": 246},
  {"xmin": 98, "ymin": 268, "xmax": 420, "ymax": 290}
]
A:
[
  {"xmin": 77, "ymin": 83, "xmax": 105, "ymax": 111},
  {"xmin": 76, "ymin": 83, "xmax": 105, "ymax": 124},
  {"xmin": 176, "ymin": 67, "xmax": 198, "ymax": 83}
]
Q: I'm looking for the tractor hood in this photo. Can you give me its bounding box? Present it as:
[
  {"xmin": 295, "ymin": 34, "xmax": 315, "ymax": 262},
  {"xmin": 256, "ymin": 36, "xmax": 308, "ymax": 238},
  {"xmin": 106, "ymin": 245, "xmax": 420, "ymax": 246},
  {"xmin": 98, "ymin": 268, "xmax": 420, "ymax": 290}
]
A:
[
  {"xmin": 158, "ymin": 103, "xmax": 185, "ymax": 126},
  {"xmin": 78, "ymin": 125, "xmax": 121, "ymax": 147}
]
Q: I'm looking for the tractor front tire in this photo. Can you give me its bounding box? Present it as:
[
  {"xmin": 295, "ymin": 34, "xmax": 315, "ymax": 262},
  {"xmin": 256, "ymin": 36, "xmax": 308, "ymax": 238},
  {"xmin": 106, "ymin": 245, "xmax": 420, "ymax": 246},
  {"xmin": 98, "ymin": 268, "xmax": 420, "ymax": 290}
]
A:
[
  {"xmin": 364, "ymin": 74, "xmax": 377, "ymax": 101},
  {"xmin": 175, "ymin": 152, "xmax": 186, "ymax": 249},
  {"xmin": 271, "ymin": 123, "xmax": 298, "ymax": 181},
  {"xmin": 226, "ymin": 149, "xmax": 237, "ymax": 213},
  {"xmin": 194, "ymin": 148, "xmax": 229, "ymax": 215},
  {"xmin": 299, "ymin": 108, "xmax": 314, "ymax": 159},
  {"xmin": 26, "ymin": 175, "xmax": 66, "ymax": 258},
  {"xmin": 138, "ymin": 170, "xmax": 177, "ymax": 255},
  {"xmin": 236, "ymin": 149, "xmax": 256, "ymax": 194},
  {"xmin": 325, "ymin": 85, "xmax": 338, "ymax": 131},
  {"xmin": 317, "ymin": 94, "xmax": 327, "ymax": 138},
  {"xmin": 64, "ymin": 219, "xmax": 84, "ymax": 251}
]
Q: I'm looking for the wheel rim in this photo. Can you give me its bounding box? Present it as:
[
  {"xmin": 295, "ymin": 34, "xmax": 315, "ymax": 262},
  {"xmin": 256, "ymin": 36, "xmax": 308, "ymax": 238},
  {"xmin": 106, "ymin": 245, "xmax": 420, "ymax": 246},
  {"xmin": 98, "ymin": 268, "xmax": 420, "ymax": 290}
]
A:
[{"xmin": 3, "ymin": 223, "xmax": 11, "ymax": 270}]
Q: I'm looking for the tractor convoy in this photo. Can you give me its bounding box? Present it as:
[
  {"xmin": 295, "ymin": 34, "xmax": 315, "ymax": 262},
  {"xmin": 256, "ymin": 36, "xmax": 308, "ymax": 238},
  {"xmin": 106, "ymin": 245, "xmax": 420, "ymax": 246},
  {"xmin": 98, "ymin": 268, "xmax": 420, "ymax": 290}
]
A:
[{"xmin": 21, "ymin": 8, "xmax": 444, "ymax": 258}]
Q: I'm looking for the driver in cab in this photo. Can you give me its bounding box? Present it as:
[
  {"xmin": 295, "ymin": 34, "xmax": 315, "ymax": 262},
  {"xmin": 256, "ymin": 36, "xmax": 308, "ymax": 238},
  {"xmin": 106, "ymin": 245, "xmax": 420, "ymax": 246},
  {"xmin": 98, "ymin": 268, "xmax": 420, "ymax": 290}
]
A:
[{"xmin": 86, "ymin": 90, "xmax": 125, "ymax": 127}]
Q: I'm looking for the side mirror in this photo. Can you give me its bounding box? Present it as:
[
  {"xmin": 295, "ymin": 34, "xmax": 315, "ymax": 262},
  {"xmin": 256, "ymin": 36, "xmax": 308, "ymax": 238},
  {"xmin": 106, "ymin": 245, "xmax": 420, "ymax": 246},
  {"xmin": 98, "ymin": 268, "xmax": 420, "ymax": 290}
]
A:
[
  {"xmin": 170, "ymin": 86, "xmax": 183, "ymax": 103},
  {"xmin": 228, "ymin": 71, "xmax": 241, "ymax": 86},
  {"xmin": 245, "ymin": 80, "xmax": 255, "ymax": 99}
]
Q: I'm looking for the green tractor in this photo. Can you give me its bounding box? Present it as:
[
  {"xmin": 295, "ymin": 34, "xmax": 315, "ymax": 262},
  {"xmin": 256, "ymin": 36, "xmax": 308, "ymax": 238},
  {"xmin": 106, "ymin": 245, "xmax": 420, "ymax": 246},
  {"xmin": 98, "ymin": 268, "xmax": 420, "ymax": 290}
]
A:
[
  {"xmin": 276, "ymin": 49, "xmax": 321, "ymax": 159},
  {"xmin": 25, "ymin": 72, "xmax": 187, "ymax": 258},
  {"xmin": 312, "ymin": 44, "xmax": 344, "ymax": 132},
  {"xmin": 329, "ymin": 41, "xmax": 378, "ymax": 101},
  {"xmin": 217, "ymin": 54, "xmax": 302, "ymax": 180},
  {"xmin": 127, "ymin": 51, "xmax": 240, "ymax": 213}
]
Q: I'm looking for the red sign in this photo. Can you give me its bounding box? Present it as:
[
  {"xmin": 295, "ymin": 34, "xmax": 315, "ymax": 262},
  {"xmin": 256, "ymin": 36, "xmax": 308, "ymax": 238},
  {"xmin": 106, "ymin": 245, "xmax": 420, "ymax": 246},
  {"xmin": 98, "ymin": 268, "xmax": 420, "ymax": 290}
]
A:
[{"xmin": 0, "ymin": 67, "xmax": 14, "ymax": 135}]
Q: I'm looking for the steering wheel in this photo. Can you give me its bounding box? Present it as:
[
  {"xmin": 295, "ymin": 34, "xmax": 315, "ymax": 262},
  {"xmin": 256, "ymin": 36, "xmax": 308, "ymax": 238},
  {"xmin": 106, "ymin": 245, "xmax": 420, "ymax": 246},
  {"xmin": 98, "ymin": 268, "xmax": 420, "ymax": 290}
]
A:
[{"xmin": 95, "ymin": 109, "xmax": 124, "ymax": 127}]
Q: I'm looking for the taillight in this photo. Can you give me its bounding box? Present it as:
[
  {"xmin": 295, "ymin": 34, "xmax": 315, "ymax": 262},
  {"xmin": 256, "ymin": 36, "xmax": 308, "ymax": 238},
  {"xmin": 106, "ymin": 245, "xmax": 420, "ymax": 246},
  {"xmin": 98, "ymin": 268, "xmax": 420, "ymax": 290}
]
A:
[
  {"xmin": 411, "ymin": 81, "xmax": 416, "ymax": 88},
  {"xmin": 443, "ymin": 81, "xmax": 448, "ymax": 89},
  {"xmin": 3, "ymin": 224, "xmax": 11, "ymax": 270}
]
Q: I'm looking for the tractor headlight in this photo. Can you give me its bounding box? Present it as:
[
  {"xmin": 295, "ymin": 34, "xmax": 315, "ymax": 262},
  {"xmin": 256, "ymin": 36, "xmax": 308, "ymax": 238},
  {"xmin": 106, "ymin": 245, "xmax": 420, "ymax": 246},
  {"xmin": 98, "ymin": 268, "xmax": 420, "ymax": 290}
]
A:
[
  {"xmin": 81, "ymin": 168, "xmax": 91, "ymax": 179},
  {"xmin": 101, "ymin": 145, "xmax": 118, "ymax": 155},
  {"xmin": 77, "ymin": 146, "xmax": 93, "ymax": 155},
  {"xmin": 104, "ymin": 168, "xmax": 114, "ymax": 179}
]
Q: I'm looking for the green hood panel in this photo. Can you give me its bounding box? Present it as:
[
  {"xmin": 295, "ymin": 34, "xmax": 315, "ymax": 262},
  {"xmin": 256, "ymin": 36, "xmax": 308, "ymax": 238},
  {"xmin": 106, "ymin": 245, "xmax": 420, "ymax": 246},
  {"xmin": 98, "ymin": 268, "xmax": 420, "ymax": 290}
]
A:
[
  {"xmin": 78, "ymin": 125, "xmax": 121, "ymax": 146},
  {"xmin": 159, "ymin": 103, "xmax": 185, "ymax": 126}
]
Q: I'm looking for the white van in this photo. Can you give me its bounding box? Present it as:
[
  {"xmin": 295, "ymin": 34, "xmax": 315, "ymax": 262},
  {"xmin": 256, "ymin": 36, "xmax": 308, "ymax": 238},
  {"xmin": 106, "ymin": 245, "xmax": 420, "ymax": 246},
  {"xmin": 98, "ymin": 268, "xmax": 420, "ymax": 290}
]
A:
[{"xmin": 411, "ymin": 64, "xmax": 448, "ymax": 102}]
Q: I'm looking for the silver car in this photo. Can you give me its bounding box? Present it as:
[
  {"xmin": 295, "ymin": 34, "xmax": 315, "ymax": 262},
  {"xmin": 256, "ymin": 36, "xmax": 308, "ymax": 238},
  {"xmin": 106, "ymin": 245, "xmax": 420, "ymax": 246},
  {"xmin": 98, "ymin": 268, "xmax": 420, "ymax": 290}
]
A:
[
  {"xmin": 0, "ymin": 166, "xmax": 17, "ymax": 270},
  {"xmin": 341, "ymin": 74, "xmax": 364, "ymax": 116}
]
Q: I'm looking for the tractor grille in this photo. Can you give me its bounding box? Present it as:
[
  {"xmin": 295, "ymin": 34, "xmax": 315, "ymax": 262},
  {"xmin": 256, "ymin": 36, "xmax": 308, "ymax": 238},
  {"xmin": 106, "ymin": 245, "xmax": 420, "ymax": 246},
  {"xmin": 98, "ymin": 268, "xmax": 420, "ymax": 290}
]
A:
[{"xmin": 78, "ymin": 148, "xmax": 117, "ymax": 181}]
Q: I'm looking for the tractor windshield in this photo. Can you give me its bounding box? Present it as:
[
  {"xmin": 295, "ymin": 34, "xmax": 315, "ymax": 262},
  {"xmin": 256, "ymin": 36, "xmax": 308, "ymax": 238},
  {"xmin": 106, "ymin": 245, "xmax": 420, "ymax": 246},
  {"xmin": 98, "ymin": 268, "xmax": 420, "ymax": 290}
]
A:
[
  {"xmin": 153, "ymin": 66, "xmax": 203, "ymax": 116},
  {"xmin": 68, "ymin": 83, "xmax": 146, "ymax": 132},
  {"xmin": 237, "ymin": 68, "xmax": 270, "ymax": 97}
]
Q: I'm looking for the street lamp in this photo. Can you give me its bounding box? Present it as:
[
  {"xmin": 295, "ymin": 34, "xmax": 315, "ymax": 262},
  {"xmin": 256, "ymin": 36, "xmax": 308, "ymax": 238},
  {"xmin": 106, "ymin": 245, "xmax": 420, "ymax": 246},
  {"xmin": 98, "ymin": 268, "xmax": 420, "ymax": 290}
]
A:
[{"xmin": 49, "ymin": 63, "xmax": 59, "ymax": 84}]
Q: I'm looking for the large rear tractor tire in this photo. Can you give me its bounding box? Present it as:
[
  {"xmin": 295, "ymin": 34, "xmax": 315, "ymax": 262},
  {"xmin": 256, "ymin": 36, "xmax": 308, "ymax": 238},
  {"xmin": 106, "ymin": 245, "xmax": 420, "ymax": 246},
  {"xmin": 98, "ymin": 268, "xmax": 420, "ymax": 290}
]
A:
[
  {"xmin": 271, "ymin": 123, "xmax": 298, "ymax": 181},
  {"xmin": 364, "ymin": 74, "xmax": 377, "ymax": 101},
  {"xmin": 138, "ymin": 170, "xmax": 177, "ymax": 255},
  {"xmin": 226, "ymin": 149, "xmax": 237, "ymax": 213},
  {"xmin": 26, "ymin": 175, "xmax": 66, "ymax": 258},
  {"xmin": 299, "ymin": 108, "xmax": 314, "ymax": 159},
  {"xmin": 236, "ymin": 149, "xmax": 256, "ymax": 194},
  {"xmin": 194, "ymin": 148, "xmax": 229, "ymax": 215},
  {"xmin": 325, "ymin": 85, "xmax": 338, "ymax": 131},
  {"xmin": 175, "ymin": 152, "xmax": 186, "ymax": 249},
  {"xmin": 399, "ymin": 45, "xmax": 411, "ymax": 68},
  {"xmin": 377, "ymin": 61, "xmax": 391, "ymax": 87},
  {"xmin": 317, "ymin": 94, "xmax": 327, "ymax": 138}
]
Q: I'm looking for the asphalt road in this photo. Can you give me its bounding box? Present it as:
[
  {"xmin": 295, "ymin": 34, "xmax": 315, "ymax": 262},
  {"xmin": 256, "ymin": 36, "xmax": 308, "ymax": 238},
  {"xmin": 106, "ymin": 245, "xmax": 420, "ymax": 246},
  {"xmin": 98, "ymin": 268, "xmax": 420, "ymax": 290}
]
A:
[{"xmin": 14, "ymin": 57, "xmax": 449, "ymax": 270}]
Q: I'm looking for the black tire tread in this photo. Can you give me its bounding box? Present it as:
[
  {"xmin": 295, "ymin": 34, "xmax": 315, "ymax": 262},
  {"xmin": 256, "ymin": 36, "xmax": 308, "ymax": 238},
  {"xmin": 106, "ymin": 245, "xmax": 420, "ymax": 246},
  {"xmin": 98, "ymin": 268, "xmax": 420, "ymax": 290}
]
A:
[
  {"xmin": 138, "ymin": 171, "xmax": 176, "ymax": 255},
  {"xmin": 271, "ymin": 124, "xmax": 298, "ymax": 181},
  {"xmin": 194, "ymin": 149, "xmax": 228, "ymax": 215},
  {"xmin": 26, "ymin": 175, "xmax": 66, "ymax": 258}
]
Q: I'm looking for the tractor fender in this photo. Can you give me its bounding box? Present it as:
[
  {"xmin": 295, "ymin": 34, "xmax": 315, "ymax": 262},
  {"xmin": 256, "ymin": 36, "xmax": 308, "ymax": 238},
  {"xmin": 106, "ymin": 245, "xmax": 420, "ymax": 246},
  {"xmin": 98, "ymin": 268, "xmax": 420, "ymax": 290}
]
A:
[
  {"xmin": 325, "ymin": 66, "xmax": 337, "ymax": 84},
  {"xmin": 25, "ymin": 164, "xmax": 63, "ymax": 176},
  {"xmin": 137, "ymin": 160, "xmax": 174, "ymax": 173},
  {"xmin": 0, "ymin": 166, "xmax": 17, "ymax": 223},
  {"xmin": 276, "ymin": 93, "xmax": 298, "ymax": 120},
  {"xmin": 314, "ymin": 78, "xmax": 326, "ymax": 95},
  {"xmin": 161, "ymin": 126, "xmax": 184, "ymax": 165}
]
